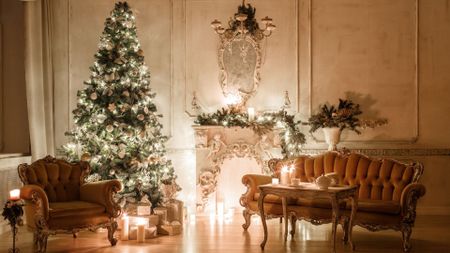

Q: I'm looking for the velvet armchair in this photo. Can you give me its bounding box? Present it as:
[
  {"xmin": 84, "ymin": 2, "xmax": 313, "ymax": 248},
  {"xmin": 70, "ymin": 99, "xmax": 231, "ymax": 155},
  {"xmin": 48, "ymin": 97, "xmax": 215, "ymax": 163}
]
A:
[{"xmin": 18, "ymin": 156, "xmax": 122, "ymax": 253}]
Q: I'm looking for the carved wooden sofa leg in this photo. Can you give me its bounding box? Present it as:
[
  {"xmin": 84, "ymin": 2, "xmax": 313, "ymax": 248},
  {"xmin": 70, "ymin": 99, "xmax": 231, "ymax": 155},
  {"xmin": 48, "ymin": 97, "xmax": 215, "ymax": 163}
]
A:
[
  {"xmin": 289, "ymin": 215, "xmax": 297, "ymax": 236},
  {"xmin": 107, "ymin": 221, "xmax": 119, "ymax": 246},
  {"xmin": 242, "ymin": 209, "xmax": 253, "ymax": 230},
  {"xmin": 401, "ymin": 223, "xmax": 413, "ymax": 252},
  {"xmin": 33, "ymin": 230, "xmax": 48, "ymax": 253}
]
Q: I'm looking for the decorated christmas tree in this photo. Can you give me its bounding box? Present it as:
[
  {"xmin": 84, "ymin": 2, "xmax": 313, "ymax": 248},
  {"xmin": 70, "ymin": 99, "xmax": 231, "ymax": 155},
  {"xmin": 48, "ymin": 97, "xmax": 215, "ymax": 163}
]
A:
[{"xmin": 62, "ymin": 2, "xmax": 179, "ymax": 209}]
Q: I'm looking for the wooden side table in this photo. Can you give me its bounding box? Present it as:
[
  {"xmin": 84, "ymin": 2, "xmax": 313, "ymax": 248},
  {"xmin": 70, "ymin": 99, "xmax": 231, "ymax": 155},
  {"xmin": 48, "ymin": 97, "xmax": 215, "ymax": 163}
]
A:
[{"xmin": 258, "ymin": 183, "xmax": 358, "ymax": 252}]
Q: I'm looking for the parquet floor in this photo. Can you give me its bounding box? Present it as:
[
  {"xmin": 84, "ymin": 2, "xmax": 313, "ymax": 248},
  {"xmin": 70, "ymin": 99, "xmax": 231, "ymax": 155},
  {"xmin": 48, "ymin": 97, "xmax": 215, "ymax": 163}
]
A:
[{"xmin": 1, "ymin": 214, "xmax": 449, "ymax": 253}]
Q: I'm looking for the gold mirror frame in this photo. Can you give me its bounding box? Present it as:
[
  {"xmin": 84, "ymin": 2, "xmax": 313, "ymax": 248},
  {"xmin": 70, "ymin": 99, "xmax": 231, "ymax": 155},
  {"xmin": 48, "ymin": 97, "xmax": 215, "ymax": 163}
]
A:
[
  {"xmin": 212, "ymin": 2, "xmax": 275, "ymax": 110},
  {"xmin": 218, "ymin": 32, "xmax": 262, "ymax": 108}
]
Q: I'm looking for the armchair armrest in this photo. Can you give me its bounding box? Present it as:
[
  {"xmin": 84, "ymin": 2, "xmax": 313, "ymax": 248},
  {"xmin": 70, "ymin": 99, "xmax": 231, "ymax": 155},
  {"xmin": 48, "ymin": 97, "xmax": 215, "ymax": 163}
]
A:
[
  {"xmin": 80, "ymin": 180, "xmax": 122, "ymax": 218},
  {"xmin": 20, "ymin": 184, "xmax": 50, "ymax": 227},
  {"xmin": 400, "ymin": 183, "xmax": 426, "ymax": 223},
  {"xmin": 239, "ymin": 174, "xmax": 272, "ymax": 208}
]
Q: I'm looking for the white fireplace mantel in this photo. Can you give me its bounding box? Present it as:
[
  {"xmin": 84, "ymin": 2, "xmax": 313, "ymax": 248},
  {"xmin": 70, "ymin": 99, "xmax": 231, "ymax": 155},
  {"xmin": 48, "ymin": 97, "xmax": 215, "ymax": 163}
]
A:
[{"xmin": 192, "ymin": 125, "xmax": 282, "ymax": 215}]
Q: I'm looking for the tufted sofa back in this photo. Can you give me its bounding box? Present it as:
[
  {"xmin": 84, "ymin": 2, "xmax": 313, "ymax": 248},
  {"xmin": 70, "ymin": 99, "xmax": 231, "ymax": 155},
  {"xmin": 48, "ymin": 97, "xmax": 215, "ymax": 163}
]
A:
[
  {"xmin": 270, "ymin": 152, "xmax": 423, "ymax": 202},
  {"xmin": 18, "ymin": 156, "xmax": 91, "ymax": 202}
]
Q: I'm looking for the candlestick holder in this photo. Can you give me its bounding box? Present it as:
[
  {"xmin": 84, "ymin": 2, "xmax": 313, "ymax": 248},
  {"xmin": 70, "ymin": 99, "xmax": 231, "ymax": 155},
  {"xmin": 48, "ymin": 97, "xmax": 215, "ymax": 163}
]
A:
[{"xmin": 2, "ymin": 199, "xmax": 24, "ymax": 253}]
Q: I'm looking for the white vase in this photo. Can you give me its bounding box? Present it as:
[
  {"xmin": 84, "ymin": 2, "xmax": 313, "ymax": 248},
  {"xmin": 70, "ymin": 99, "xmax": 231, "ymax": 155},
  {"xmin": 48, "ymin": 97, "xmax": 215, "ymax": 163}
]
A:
[{"xmin": 322, "ymin": 127, "xmax": 341, "ymax": 151}]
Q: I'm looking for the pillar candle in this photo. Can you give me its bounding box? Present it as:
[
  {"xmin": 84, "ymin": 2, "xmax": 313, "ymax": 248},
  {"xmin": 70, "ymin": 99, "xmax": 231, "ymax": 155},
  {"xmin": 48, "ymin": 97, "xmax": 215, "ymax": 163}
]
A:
[
  {"xmin": 247, "ymin": 107, "xmax": 255, "ymax": 121},
  {"xmin": 217, "ymin": 201, "xmax": 224, "ymax": 217},
  {"xmin": 272, "ymin": 178, "xmax": 279, "ymax": 184},
  {"xmin": 280, "ymin": 166, "xmax": 290, "ymax": 185},
  {"xmin": 137, "ymin": 224, "xmax": 145, "ymax": 243},
  {"xmin": 121, "ymin": 214, "xmax": 129, "ymax": 241},
  {"xmin": 9, "ymin": 189, "xmax": 20, "ymax": 200}
]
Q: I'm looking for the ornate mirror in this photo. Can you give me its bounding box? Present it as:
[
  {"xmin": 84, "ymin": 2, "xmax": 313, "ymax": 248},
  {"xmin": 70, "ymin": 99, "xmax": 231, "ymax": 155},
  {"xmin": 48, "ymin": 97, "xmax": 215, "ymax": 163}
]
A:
[{"xmin": 211, "ymin": 1, "xmax": 275, "ymax": 109}]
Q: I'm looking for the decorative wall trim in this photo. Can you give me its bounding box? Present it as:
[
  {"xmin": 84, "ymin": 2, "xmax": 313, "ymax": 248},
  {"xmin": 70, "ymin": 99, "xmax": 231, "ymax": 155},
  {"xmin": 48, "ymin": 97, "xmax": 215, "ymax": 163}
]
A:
[
  {"xmin": 300, "ymin": 148, "xmax": 450, "ymax": 157},
  {"xmin": 184, "ymin": 0, "xmax": 300, "ymax": 116},
  {"xmin": 307, "ymin": 0, "xmax": 419, "ymax": 143}
]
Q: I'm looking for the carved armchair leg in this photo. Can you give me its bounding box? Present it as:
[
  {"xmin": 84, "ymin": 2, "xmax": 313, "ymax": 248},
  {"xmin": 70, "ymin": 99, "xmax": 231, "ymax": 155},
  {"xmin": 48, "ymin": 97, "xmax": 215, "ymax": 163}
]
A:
[
  {"xmin": 107, "ymin": 221, "xmax": 119, "ymax": 246},
  {"xmin": 341, "ymin": 217, "xmax": 349, "ymax": 243},
  {"xmin": 401, "ymin": 223, "xmax": 413, "ymax": 252},
  {"xmin": 290, "ymin": 215, "xmax": 297, "ymax": 236},
  {"xmin": 242, "ymin": 209, "xmax": 253, "ymax": 230},
  {"xmin": 33, "ymin": 230, "xmax": 49, "ymax": 253}
]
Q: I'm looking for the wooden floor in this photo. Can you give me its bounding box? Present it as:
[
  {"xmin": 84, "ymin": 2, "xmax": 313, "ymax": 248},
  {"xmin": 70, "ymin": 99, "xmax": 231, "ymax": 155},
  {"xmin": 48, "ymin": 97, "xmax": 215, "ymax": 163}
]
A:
[{"xmin": 1, "ymin": 214, "xmax": 450, "ymax": 253}]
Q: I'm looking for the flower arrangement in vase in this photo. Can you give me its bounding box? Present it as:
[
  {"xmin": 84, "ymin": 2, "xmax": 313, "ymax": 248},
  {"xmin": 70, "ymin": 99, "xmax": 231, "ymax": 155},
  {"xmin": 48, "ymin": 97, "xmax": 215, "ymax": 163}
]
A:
[{"xmin": 308, "ymin": 99, "xmax": 387, "ymax": 150}]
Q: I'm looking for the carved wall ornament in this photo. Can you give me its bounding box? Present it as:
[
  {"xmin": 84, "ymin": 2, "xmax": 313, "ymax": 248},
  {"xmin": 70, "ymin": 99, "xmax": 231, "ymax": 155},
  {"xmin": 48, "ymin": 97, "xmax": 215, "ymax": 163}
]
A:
[
  {"xmin": 211, "ymin": 1, "xmax": 275, "ymax": 109},
  {"xmin": 194, "ymin": 129, "xmax": 208, "ymax": 148}
]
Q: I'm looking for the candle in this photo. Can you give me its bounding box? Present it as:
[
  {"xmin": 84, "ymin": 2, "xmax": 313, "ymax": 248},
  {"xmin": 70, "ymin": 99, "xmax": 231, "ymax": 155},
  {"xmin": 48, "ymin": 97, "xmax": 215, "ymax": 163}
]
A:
[
  {"xmin": 136, "ymin": 218, "xmax": 146, "ymax": 243},
  {"xmin": 217, "ymin": 202, "xmax": 224, "ymax": 218},
  {"xmin": 137, "ymin": 224, "xmax": 145, "ymax": 243},
  {"xmin": 121, "ymin": 214, "xmax": 129, "ymax": 241},
  {"xmin": 272, "ymin": 178, "xmax": 279, "ymax": 184},
  {"xmin": 280, "ymin": 166, "xmax": 290, "ymax": 185},
  {"xmin": 247, "ymin": 107, "xmax": 255, "ymax": 121},
  {"xmin": 9, "ymin": 189, "xmax": 20, "ymax": 201},
  {"xmin": 190, "ymin": 214, "xmax": 196, "ymax": 225}
]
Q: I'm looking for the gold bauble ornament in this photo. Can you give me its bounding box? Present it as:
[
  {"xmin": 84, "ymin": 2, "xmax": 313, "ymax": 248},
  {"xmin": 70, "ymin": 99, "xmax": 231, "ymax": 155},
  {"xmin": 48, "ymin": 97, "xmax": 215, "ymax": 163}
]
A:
[{"xmin": 81, "ymin": 153, "xmax": 91, "ymax": 161}]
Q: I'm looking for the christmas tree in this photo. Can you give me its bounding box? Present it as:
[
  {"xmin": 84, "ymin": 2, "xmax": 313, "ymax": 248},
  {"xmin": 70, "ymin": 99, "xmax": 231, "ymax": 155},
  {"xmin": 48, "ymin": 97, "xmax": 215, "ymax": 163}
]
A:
[{"xmin": 62, "ymin": 2, "xmax": 179, "ymax": 209}]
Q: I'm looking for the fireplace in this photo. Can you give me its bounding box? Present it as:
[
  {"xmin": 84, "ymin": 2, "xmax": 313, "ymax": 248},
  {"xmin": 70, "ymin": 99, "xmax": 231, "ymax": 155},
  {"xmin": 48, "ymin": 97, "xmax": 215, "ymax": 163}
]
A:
[{"xmin": 193, "ymin": 126, "xmax": 281, "ymax": 215}]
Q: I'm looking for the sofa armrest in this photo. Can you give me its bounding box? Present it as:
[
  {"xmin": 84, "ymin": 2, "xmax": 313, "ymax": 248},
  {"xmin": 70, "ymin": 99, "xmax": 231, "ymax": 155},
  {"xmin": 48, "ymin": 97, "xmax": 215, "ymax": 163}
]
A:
[
  {"xmin": 400, "ymin": 183, "xmax": 426, "ymax": 223},
  {"xmin": 239, "ymin": 174, "xmax": 272, "ymax": 208},
  {"xmin": 20, "ymin": 184, "xmax": 50, "ymax": 228},
  {"xmin": 80, "ymin": 180, "xmax": 122, "ymax": 218}
]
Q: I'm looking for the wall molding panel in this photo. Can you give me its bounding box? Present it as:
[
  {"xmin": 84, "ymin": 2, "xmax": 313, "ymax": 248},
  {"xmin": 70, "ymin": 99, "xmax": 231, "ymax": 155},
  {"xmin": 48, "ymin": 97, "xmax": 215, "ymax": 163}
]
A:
[{"xmin": 304, "ymin": 0, "xmax": 419, "ymax": 144}]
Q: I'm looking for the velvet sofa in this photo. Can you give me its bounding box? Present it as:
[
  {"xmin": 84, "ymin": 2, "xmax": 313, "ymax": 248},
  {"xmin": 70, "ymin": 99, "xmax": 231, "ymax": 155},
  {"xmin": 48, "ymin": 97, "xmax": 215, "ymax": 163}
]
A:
[{"xmin": 240, "ymin": 151, "xmax": 426, "ymax": 252}]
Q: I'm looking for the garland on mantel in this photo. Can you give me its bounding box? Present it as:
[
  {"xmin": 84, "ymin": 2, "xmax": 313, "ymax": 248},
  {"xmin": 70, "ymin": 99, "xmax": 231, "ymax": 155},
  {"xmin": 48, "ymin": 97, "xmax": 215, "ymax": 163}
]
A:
[{"xmin": 194, "ymin": 107, "xmax": 306, "ymax": 158}]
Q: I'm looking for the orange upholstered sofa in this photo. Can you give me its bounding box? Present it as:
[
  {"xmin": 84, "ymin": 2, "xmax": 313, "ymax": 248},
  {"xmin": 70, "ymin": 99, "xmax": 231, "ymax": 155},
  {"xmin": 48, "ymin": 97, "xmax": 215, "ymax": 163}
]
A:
[
  {"xmin": 18, "ymin": 156, "xmax": 122, "ymax": 253},
  {"xmin": 240, "ymin": 151, "xmax": 426, "ymax": 252}
]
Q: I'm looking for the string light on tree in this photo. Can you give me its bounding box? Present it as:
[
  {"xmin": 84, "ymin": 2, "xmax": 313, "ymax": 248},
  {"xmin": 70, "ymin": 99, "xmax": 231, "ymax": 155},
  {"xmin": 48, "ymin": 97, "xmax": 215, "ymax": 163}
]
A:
[{"xmin": 61, "ymin": 1, "xmax": 180, "ymax": 209}]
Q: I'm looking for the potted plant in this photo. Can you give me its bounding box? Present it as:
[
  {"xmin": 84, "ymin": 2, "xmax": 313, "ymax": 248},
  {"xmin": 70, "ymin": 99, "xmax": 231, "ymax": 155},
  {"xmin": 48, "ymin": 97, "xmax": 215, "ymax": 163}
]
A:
[{"xmin": 308, "ymin": 99, "xmax": 362, "ymax": 150}]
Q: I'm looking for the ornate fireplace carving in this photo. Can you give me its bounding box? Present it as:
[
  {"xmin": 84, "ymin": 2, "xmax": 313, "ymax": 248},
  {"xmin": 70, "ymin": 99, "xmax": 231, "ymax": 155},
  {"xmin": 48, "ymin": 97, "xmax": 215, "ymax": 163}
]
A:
[{"xmin": 193, "ymin": 126, "xmax": 281, "ymax": 214}]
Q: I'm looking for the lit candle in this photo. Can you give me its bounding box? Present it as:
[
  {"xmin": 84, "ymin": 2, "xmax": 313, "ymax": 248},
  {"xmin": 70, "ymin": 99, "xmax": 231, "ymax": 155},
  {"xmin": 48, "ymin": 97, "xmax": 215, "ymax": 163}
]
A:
[
  {"xmin": 217, "ymin": 202, "xmax": 224, "ymax": 218},
  {"xmin": 190, "ymin": 214, "xmax": 196, "ymax": 225},
  {"xmin": 272, "ymin": 178, "xmax": 280, "ymax": 184},
  {"xmin": 121, "ymin": 214, "xmax": 129, "ymax": 241},
  {"xmin": 136, "ymin": 218, "xmax": 146, "ymax": 243},
  {"xmin": 280, "ymin": 166, "xmax": 290, "ymax": 185},
  {"xmin": 9, "ymin": 189, "xmax": 20, "ymax": 201},
  {"xmin": 247, "ymin": 107, "xmax": 255, "ymax": 121}
]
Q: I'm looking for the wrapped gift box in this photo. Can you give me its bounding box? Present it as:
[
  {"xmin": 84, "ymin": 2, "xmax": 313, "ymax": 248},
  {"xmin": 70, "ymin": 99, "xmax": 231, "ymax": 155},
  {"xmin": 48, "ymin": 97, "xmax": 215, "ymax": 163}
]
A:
[
  {"xmin": 153, "ymin": 207, "xmax": 168, "ymax": 224},
  {"xmin": 149, "ymin": 214, "xmax": 160, "ymax": 226},
  {"xmin": 129, "ymin": 225, "xmax": 157, "ymax": 239},
  {"xmin": 157, "ymin": 221, "xmax": 182, "ymax": 236},
  {"xmin": 165, "ymin": 199, "xmax": 184, "ymax": 223}
]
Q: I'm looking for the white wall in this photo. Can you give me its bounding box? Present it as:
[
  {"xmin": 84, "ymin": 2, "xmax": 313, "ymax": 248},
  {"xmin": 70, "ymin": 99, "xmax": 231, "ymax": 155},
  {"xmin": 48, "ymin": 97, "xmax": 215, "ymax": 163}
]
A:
[{"xmin": 48, "ymin": 0, "xmax": 450, "ymax": 214}]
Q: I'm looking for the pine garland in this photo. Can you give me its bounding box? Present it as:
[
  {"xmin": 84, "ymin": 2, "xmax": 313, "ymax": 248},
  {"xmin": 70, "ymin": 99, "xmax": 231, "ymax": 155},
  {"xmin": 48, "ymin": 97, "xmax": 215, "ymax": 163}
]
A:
[{"xmin": 195, "ymin": 108, "xmax": 306, "ymax": 158}]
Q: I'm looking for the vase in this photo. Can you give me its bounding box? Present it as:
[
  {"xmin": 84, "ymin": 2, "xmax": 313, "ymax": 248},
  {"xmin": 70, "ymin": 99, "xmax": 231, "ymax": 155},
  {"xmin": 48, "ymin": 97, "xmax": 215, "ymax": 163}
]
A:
[{"xmin": 322, "ymin": 127, "xmax": 341, "ymax": 151}]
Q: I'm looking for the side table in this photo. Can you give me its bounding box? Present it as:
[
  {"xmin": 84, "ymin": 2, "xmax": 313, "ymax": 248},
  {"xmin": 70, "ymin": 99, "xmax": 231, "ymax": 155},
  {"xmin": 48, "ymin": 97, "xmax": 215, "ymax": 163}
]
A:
[{"xmin": 258, "ymin": 183, "xmax": 358, "ymax": 252}]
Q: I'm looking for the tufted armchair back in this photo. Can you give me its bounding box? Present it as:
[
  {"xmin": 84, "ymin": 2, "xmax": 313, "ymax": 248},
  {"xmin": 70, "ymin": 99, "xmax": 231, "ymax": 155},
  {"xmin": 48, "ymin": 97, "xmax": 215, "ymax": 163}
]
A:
[
  {"xmin": 18, "ymin": 156, "xmax": 90, "ymax": 202},
  {"xmin": 270, "ymin": 152, "xmax": 424, "ymax": 202}
]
